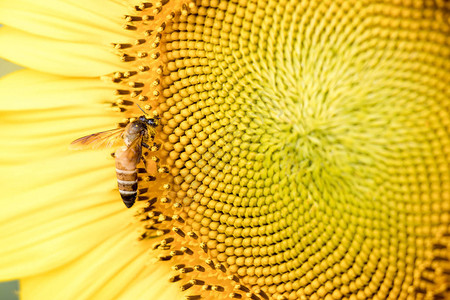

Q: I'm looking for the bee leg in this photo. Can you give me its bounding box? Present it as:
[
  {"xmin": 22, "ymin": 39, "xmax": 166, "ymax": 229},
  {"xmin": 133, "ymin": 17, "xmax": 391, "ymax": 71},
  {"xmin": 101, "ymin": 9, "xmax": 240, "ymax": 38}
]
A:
[{"xmin": 142, "ymin": 142, "xmax": 150, "ymax": 149}]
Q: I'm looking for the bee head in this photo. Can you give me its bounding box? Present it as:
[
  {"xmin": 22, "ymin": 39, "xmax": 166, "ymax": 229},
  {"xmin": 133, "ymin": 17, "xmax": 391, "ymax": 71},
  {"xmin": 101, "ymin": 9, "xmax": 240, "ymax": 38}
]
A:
[{"xmin": 139, "ymin": 115, "xmax": 159, "ymax": 127}]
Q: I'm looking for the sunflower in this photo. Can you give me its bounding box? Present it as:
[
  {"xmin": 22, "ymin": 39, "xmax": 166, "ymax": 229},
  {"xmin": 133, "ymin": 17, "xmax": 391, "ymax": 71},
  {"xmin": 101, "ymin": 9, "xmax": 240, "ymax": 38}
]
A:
[{"xmin": 1, "ymin": 0, "xmax": 449, "ymax": 299}]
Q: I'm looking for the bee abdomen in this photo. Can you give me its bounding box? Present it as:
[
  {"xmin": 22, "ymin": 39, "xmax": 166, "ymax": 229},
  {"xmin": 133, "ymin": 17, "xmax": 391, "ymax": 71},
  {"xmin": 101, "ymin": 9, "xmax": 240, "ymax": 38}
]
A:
[
  {"xmin": 115, "ymin": 168, "xmax": 138, "ymax": 208},
  {"xmin": 115, "ymin": 168, "xmax": 137, "ymax": 180},
  {"xmin": 119, "ymin": 190, "xmax": 137, "ymax": 208},
  {"xmin": 117, "ymin": 178, "xmax": 138, "ymax": 190}
]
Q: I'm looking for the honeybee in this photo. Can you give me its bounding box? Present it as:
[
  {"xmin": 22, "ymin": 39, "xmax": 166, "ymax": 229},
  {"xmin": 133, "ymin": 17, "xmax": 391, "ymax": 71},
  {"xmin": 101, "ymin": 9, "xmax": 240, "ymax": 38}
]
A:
[{"xmin": 70, "ymin": 115, "xmax": 158, "ymax": 208}]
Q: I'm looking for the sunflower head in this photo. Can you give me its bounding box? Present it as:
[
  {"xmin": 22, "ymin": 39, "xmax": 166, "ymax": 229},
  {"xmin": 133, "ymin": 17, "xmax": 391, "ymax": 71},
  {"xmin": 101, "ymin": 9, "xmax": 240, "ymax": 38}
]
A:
[
  {"xmin": 1, "ymin": 0, "xmax": 449, "ymax": 299},
  {"xmin": 98, "ymin": 0, "xmax": 450, "ymax": 299}
]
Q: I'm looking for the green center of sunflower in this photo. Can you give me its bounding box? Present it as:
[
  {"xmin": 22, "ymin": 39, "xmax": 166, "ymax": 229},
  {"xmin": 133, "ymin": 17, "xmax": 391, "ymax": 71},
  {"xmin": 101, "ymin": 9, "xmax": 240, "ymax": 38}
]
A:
[{"xmin": 108, "ymin": 0, "xmax": 450, "ymax": 299}]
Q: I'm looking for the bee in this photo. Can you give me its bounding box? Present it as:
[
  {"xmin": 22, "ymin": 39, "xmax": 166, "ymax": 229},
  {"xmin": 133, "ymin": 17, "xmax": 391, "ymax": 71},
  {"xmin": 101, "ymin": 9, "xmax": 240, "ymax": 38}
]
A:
[{"xmin": 70, "ymin": 115, "xmax": 159, "ymax": 208}]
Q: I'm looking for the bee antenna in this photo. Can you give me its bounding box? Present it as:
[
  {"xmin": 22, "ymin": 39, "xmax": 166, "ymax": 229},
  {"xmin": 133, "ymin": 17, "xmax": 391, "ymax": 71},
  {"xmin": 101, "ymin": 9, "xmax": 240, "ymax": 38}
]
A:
[{"xmin": 136, "ymin": 104, "xmax": 148, "ymax": 116}]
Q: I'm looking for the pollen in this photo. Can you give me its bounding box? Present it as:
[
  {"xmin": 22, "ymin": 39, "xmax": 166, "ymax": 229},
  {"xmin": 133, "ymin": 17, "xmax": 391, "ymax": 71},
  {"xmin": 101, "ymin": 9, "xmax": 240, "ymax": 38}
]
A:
[{"xmin": 108, "ymin": 0, "xmax": 450, "ymax": 299}]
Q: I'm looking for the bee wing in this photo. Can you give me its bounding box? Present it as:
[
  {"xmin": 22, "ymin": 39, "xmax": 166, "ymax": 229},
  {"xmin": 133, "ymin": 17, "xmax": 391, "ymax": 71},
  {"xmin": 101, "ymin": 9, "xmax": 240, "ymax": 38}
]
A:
[
  {"xmin": 70, "ymin": 128, "xmax": 125, "ymax": 150},
  {"xmin": 115, "ymin": 136, "xmax": 143, "ymax": 167}
]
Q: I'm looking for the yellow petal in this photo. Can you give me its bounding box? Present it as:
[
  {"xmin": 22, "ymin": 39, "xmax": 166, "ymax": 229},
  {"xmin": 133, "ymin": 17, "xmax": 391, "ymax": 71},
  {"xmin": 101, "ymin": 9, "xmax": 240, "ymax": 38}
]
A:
[
  {"xmin": 0, "ymin": 0, "xmax": 134, "ymax": 44},
  {"xmin": 0, "ymin": 73, "xmax": 119, "ymax": 164},
  {"xmin": 20, "ymin": 229, "xmax": 181, "ymax": 300},
  {"xmin": 0, "ymin": 90, "xmax": 128, "ymax": 279},
  {"xmin": 0, "ymin": 26, "xmax": 127, "ymax": 77},
  {"xmin": 0, "ymin": 109, "xmax": 119, "ymax": 163},
  {"xmin": 0, "ymin": 145, "xmax": 129, "ymax": 278},
  {"xmin": 0, "ymin": 69, "xmax": 116, "ymax": 110},
  {"xmin": 117, "ymin": 273, "xmax": 184, "ymax": 300}
]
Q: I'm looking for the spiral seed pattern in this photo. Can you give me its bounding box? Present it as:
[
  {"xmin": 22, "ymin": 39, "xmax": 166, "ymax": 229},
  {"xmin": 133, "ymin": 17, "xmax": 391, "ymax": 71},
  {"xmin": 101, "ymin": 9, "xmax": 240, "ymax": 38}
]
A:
[{"xmin": 111, "ymin": 0, "xmax": 450, "ymax": 299}]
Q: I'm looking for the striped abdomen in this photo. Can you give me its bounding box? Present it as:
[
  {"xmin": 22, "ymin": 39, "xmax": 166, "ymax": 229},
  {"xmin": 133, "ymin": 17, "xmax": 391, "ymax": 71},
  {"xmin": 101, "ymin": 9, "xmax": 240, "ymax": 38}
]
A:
[{"xmin": 115, "ymin": 147, "xmax": 139, "ymax": 208}]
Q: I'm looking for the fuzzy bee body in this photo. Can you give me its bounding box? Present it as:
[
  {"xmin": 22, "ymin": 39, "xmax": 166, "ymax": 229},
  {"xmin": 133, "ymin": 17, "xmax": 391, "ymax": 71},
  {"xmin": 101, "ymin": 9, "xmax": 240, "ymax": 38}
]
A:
[
  {"xmin": 70, "ymin": 115, "xmax": 158, "ymax": 208},
  {"xmin": 115, "ymin": 149, "xmax": 139, "ymax": 208}
]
